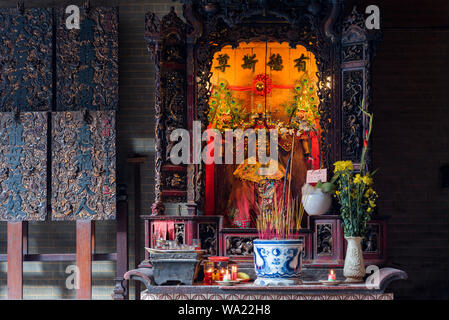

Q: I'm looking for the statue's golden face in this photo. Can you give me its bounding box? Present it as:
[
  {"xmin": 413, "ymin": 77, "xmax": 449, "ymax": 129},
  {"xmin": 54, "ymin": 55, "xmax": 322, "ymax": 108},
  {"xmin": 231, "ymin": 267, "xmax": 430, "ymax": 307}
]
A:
[{"xmin": 255, "ymin": 81, "xmax": 265, "ymax": 92}]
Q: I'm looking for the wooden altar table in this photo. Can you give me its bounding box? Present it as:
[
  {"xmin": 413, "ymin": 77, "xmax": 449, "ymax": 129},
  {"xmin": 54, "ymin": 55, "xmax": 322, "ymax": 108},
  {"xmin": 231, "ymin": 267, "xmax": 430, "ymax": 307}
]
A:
[{"xmin": 124, "ymin": 267, "xmax": 407, "ymax": 300}]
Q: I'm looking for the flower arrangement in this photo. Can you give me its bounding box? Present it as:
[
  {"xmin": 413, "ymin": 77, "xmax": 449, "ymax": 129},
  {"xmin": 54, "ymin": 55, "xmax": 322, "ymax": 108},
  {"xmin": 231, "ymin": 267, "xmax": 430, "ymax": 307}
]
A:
[{"xmin": 330, "ymin": 101, "xmax": 378, "ymax": 237}]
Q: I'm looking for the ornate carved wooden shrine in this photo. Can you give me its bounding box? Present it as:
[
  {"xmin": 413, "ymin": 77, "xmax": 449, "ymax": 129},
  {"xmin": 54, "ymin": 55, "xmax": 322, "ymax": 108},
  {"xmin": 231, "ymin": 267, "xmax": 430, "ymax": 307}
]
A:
[{"xmin": 141, "ymin": 0, "xmax": 386, "ymax": 280}]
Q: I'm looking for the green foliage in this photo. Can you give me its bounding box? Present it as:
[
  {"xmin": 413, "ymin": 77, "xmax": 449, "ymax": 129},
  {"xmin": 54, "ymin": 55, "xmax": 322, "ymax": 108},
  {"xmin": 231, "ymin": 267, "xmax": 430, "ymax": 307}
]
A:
[{"xmin": 315, "ymin": 180, "xmax": 336, "ymax": 193}]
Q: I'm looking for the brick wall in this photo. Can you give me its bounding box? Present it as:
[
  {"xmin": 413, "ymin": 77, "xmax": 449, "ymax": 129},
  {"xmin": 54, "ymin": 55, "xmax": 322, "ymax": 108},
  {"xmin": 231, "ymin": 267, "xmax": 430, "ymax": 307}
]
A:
[
  {"xmin": 0, "ymin": 0, "xmax": 448, "ymax": 299},
  {"xmin": 373, "ymin": 28, "xmax": 449, "ymax": 298}
]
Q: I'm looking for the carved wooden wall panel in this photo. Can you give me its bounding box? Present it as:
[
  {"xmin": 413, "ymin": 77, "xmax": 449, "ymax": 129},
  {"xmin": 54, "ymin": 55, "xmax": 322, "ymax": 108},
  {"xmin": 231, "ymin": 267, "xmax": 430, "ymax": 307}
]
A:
[
  {"xmin": 225, "ymin": 236, "xmax": 256, "ymax": 256},
  {"xmin": 0, "ymin": 8, "xmax": 52, "ymax": 111},
  {"xmin": 0, "ymin": 112, "xmax": 47, "ymax": 221},
  {"xmin": 342, "ymin": 44, "xmax": 364, "ymax": 62},
  {"xmin": 159, "ymin": 10, "xmax": 187, "ymax": 209},
  {"xmin": 316, "ymin": 223, "xmax": 333, "ymax": 256},
  {"xmin": 51, "ymin": 111, "xmax": 116, "ymax": 220},
  {"xmin": 56, "ymin": 7, "xmax": 118, "ymax": 111},
  {"xmin": 340, "ymin": 7, "xmax": 380, "ymax": 167},
  {"xmin": 145, "ymin": 8, "xmax": 188, "ymax": 213},
  {"xmin": 362, "ymin": 223, "xmax": 380, "ymax": 253},
  {"xmin": 175, "ymin": 223, "xmax": 185, "ymax": 244},
  {"xmin": 162, "ymin": 170, "xmax": 187, "ymax": 190},
  {"xmin": 198, "ymin": 222, "xmax": 218, "ymax": 255},
  {"xmin": 163, "ymin": 69, "xmax": 187, "ymax": 162},
  {"xmin": 341, "ymin": 69, "xmax": 364, "ymax": 162}
]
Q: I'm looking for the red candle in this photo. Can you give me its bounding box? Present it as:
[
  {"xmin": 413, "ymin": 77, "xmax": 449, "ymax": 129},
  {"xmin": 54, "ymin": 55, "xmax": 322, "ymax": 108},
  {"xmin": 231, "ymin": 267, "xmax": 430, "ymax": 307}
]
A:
[
  {"xmin": 231, "ymin": 265, "xmax": 238, "ymax": 281},
  {"xmin": 328, "ymin": 269, "xmax": 336, "ymax": 281},
  {"xmin": 204, "ymin": 268, "xmax": 213, "ymax": 285},
  {"xmin": 219, "ymin": 268, "xmax": 226, "ymax": 281}
]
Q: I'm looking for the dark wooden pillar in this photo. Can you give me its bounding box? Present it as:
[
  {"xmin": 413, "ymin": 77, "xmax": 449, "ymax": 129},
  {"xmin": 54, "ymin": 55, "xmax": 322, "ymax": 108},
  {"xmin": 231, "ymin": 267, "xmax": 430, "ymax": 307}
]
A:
[
  {"xmin": 144, "ymin": 219, "xmax": 150, "ymax": 260},
  {"xmin": 7, "ymin": 222, "xmax": 24, "ymax": 300},
  {"xmin": 127, "ymin": 156, "xmax": 146, "ymax": 300},
  {"xmin": 113, "ymin": 194, "xmax": 129, "ymax": 300},
  {"xmin": 144, "ymin": 12, "xmax": 164, "ymax": 217},
  {"xmin": 76, "ymin": 220, "xmax": 94, "ymax": 299},
  {"xmin": 185, "ymin": 3, "xmax": 201, "ymax": 216},
  {"xmin": 22, "ymin": 222, "xmax": 28, "ymax": 255}
]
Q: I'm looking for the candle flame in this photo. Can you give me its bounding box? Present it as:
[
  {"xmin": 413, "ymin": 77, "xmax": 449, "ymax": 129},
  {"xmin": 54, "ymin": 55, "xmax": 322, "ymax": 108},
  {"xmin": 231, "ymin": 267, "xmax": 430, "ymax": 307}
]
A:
[{"xmin": 330, "ymin": 269, "xmax": 335, "ymax": 275}]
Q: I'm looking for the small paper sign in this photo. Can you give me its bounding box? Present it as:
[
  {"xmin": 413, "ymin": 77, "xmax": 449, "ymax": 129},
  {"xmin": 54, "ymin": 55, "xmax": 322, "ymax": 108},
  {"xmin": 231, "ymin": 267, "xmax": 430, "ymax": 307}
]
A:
[{"xmin": 306, "ymin": 168, "xmax": 327, "ymax": 184}]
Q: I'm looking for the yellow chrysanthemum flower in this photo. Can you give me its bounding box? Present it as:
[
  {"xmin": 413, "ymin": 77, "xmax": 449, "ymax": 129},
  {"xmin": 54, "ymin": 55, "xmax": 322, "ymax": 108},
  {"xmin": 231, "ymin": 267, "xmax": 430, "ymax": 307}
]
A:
[
  {"xmin": 362, "ymin": 175, "xmax": 373, "ymax": 185},
  {"xmin": 365, "ymin": 188, "xmax": 375, "ymax": 198},
  {"xmin": 353, "ymin": 174, "xmax": 362, "ymax": 184},
  {"xmin": 333, "ymin": 160, "xmax": 354, "ymax": 173}
]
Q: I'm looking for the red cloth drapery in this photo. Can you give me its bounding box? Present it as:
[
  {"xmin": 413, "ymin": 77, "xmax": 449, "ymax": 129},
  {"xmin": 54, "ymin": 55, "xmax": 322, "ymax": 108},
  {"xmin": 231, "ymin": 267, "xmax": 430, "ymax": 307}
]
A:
[
  {"xmin": 310, "ymin": 130, "xmax": 320, "ymax": 170},
  {"xmin": 153, "ymin": 221, "xmax": 175, "ymax": 240},
  {"xmin": 205, "ymin": 128, "xmax": 215, "ymax": 216}
]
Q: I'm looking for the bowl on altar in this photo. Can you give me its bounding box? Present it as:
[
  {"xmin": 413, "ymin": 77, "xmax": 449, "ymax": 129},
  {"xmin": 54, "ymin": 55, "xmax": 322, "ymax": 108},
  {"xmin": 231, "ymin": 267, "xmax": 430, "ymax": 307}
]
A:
[{"xmin": 253, "ymin": 239, "xmax": 303, "ymax": 286}]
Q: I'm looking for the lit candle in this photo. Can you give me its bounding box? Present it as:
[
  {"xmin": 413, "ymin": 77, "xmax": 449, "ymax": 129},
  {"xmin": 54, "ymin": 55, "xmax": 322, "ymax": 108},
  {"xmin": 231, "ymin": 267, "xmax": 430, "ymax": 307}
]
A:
[
  {"xmin": 223, "ymin": 270, "xmax": 231, "ymax": 282},
  {"xmin": 231, "ymin": 265, "xmax": 238, "ymax": 281},
  {"xmin": 212, "ymin": 269, "xmax": 219, "ymax": 281},
  {"xmin": 219, "ymin": 268, "xmax": 226, "ymax": 281},
  {"xmin": 328, "ymin": 269, "xmax": 336, "ymax": 281},
  {"xmin": 204, "ymin": 268, "xmax": 213, "ymax": 285}
]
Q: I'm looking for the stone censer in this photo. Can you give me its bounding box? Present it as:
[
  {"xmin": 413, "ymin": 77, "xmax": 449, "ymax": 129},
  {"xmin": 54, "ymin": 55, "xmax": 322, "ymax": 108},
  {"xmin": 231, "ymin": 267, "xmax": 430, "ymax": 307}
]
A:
[{"xmin": 146, "ymin": 248, "xmax": 202, "ymax": 285}]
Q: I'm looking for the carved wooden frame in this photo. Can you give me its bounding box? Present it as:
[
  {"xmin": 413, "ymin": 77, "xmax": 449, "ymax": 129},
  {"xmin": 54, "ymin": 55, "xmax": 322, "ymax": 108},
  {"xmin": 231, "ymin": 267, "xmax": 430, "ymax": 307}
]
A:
[
  {"xmin": 145, "ymin": 2, "xmax": 380, "ymax": 215},
  {"xmin": 188, "ymin": 4, "xmax": 340, "ymax": 212}
]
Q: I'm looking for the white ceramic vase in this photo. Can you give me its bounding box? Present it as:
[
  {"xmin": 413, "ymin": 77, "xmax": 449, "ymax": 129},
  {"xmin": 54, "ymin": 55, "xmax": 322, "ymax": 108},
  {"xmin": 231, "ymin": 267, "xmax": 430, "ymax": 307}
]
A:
[
  {"xmin": 301, "ymin": 184, "xmax": 332, "ymax": 216},
  {"xmin": 343, "ymin": 236, "xmax": 366, "ymax": 283}
]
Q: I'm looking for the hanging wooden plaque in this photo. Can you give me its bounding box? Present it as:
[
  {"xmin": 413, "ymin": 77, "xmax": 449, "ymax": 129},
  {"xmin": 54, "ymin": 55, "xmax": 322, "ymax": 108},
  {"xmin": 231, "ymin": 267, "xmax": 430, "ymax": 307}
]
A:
[
  {"xmin": 52, "ymin": 111, "xmax": 116, "ymax": 220},
  {"xmin": 0, "ymin": 112, "xmax": 47, "ymax": 221},
  {"xmin": 0, "ymin": 8, "xmax": 53, "ymax": 111},
  {"xmin": 56, "ymin": 7, "xmax": 118, "ymax": 111}
]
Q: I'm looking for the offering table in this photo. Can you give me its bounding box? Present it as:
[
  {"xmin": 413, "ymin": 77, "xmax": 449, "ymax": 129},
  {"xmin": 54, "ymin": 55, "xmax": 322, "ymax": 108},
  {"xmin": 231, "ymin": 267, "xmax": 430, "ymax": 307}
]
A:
[{"xmin": 124, "ymin": 267, "xmax": 407, "ymax": 300}]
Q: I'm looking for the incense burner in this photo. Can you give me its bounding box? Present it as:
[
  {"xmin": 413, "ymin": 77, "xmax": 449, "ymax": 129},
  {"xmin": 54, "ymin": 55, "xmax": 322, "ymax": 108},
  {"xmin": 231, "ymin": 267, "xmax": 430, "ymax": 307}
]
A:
[
  {"xmin": 253, "ymin": 239, "xmax": 303, "ymax": 285},
  {"xmin": 149, "ymin": 250, "xmax": 202, "ymax": 285}
]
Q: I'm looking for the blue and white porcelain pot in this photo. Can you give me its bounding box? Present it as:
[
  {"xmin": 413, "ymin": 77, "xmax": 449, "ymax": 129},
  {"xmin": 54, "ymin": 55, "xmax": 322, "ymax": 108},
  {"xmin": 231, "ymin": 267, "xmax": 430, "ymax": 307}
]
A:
[{"xmin": 253, "ymin": 239, "xmax": 303, "ymax": 286}]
